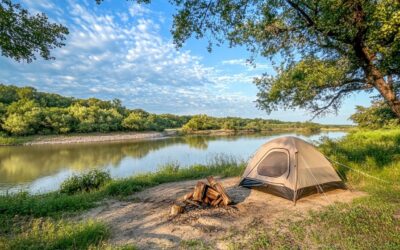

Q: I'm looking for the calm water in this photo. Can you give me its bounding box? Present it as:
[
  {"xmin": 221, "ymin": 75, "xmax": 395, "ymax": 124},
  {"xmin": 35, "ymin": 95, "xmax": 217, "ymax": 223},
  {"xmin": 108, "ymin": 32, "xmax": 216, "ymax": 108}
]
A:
[{"xmin": 0, "ymin": 131, "xmax": 347, "ymax": 194}]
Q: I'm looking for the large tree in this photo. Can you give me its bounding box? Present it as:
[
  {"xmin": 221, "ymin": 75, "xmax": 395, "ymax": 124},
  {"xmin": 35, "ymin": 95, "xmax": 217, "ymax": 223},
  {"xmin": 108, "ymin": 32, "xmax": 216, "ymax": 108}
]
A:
[
  {"xmin": 120, "ymin": 0, "xmax": 400, "ymax": 119},
  {"xmin": 0, "ymin": 0, "xmax": 68, "ymax": 62}
]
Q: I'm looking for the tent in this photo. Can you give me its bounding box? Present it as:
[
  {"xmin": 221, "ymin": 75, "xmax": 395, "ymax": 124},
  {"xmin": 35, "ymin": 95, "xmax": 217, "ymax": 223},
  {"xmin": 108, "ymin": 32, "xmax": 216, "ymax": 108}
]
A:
[{"xmin": 239, "ymin": 136, "xmax": 345, "ymax": 202}]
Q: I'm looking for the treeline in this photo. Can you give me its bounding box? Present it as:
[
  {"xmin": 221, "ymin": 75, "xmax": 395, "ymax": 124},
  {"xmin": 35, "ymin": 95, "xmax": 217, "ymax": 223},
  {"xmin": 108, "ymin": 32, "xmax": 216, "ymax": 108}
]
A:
[
  {"xmin": 0, "ymin": 84, "xmax": 190, "ymax": 136},
  {"xmin": 0, "ymin": 84, "xmax": 329, "ymax": 137},
  {"xmin": 182, "ymin": 114, "xmax": 322, "ymax": 133}
]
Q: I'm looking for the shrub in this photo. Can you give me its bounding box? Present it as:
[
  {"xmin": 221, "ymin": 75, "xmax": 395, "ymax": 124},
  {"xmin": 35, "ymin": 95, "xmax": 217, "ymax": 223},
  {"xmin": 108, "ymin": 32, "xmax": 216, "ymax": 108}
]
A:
[
  {"xmin": 60, "ymin": 170, "xmax": 111, "ymax": 195},
  {"xmin": 350, "ymin": 101, "xmax": 399, "ymax": 129}
]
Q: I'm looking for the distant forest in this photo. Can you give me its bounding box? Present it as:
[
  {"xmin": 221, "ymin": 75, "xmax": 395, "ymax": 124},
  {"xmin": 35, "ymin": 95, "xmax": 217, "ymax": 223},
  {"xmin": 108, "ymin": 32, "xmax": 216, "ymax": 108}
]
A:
[{"xmin": 0, "ymin": 84, "xmax": 331, "ymax": 136}]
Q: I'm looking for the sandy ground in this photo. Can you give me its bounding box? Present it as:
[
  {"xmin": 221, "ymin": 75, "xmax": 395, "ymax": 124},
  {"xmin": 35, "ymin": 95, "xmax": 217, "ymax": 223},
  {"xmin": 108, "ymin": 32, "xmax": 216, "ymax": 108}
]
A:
[
  {"xmin": 81, "ymin": 177, "xmax": 365, "ymax": 249},
  {"xmin": 24, "ymin": 131, "xmax": 177, "ymax": 145}
]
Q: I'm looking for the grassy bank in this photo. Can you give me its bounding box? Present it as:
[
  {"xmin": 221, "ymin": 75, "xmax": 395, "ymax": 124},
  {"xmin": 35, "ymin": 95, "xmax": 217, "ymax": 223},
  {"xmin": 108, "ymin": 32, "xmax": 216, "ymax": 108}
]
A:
[
  {"xmin": 0, "ymin": 157, "xmax": 244, "ymax": 249},
  {"xmin": 0, "ymin": 135, "xmax": 35, "ymax": 145}
]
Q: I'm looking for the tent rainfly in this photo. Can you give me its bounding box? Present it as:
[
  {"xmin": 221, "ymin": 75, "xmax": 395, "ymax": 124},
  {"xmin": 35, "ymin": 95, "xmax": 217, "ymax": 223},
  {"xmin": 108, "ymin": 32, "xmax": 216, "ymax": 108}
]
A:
[{"xmin": 239, "ymin": 136, "xmax": 345, "ymax": 202}]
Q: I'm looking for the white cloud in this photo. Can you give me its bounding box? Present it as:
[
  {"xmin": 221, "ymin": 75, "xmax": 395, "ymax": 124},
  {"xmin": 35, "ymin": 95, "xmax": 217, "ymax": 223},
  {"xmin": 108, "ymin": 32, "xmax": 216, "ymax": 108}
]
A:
[
  {"xmin": 0, "ymin": 1, "xmax": 271, "ymax": 118},
  {"xmin": 222, "ymin": 59, "xmax": 272, "ymax": 72},
  {"xmin": 0, "ymin": 1, "xmax": 363, "ymax": 123},
  {"xmin": 128, "ymin": 3, "xmax": 150, "ymax": 17},
  {"xmin": 222, "ymin": 59, "xmax": 246, "ymax": 65}
]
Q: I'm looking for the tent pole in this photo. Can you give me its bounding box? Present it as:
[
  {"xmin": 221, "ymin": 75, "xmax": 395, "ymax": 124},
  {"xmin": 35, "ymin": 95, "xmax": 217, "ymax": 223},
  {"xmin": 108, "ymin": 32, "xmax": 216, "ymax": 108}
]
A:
[{"xmin": 293, "ymin": 152, "xmax": 299, "ymax": 206}]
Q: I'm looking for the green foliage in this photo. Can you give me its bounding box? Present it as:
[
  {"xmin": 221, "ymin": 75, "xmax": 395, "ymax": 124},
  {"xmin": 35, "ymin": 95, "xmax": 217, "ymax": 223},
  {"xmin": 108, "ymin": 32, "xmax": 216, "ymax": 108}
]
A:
[
  {"xmin": 2, "ymin": 99, "xmax": 42, "ymax": 135},
  {"xmin": 0, "ymin": 84, "xmax": 189, "ymax": 136},
  {"xmin": 166, "ymin": 0, "xmax": 400, "ymax": 118},
  {"xmin": 182, "ymin": 114, "xmax": 221, "ymax": 132},
  {"xmin": 41, "ymin": 107, "xmax": 77, "ymax": 134},
  {"xmin": 0, "ymin": 134, "xmax": 33, "ymax": 145},
  {"xmin": 0, "ymin": 84, "xmax": 335, "ymax": 137},
  {"xmin": 350, "ymin": 102, "xmax": 399, "ymax": 129},
  {"xmin": 0, "ymin": 0, "xmax": 69, "ymax": 62},
  {"xmin": 302, "ymin": 121, "xmax": 321, "ymax": 134},
  {"xmin": 0, "ymin": 219, "xmax": 109, "ymax": 250},
  {"xmin": 60, "ymin": 170, "xmax": 112, "ymax": 195},
  {"xmin": 255, "ymin": 57, "xmax": 353, "ymax": 117},
  {"xmin": 182, "ymin": 114, "xmax": 326, "ymax": 132},
  {"xmin": 122, "ymin": 111, "xmax": 148, "ymax": 131},
  {"xmin": 68, "ymin": 104, "xmax": 124, "ymax": 133}
]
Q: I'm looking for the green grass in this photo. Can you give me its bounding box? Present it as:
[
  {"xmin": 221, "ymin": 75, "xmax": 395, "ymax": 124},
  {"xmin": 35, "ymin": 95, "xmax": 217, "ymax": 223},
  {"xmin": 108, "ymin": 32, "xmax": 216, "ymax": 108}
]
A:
[
  {"xmin": 0, "ymin": 135, "xmax": 34, "ymax": 145},
  {"xmin": 179, "ymin": 239, "xmax": 212, "ymax": 250},
  {"xmin": 0, "ymin": 219, "xmax": 109, "ymax": 250},
  {"xmin": 227, "ymin": 129, "xmax": 400, "ymax": 249},
  {"xmin": 0, "ymin": 156, "xmax": 244, "ymax": 219},
  {"xmin": 0, "ymin": 156, "xmax": 244, "ymax": 249}
]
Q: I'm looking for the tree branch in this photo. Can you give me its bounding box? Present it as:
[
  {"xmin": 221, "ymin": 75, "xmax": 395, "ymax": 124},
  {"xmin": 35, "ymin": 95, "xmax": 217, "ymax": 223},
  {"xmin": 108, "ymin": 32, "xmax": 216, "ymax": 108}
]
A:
[{"xmin": 310, "ymin": 81, "xmax": 372, "ymax": 119}]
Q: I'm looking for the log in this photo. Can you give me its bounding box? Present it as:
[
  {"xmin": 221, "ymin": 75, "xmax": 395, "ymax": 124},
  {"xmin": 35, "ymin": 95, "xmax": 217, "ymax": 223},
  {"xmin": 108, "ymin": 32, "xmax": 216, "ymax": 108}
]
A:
[
  {"xmin": 207, "ymin": 176, "xmax": 232, "ymax": 205},
  {"xmin": 205, "ymin": 186, "xmax": 220, "ymax": 200},
  {"xmin": 204, "ymin": 196, "xmax": 211, "ymax": 204},
  {"xmin": 192, "ymin": 181, "xmax": 207, "ymax": 201},
  {"xmin": 184, "ymin": 199, "xmax": 201, "ymax": 208},
  {"xmin": 211, "ymin": 196, "xmax": 223, "ymax": 207},
  {"xmin": 183, "ymin": 191, "xmax": 193, "ymax": 201},
  {"xmin": 170, "ymin": 204, "xmax": 184, "ymax": 215}
]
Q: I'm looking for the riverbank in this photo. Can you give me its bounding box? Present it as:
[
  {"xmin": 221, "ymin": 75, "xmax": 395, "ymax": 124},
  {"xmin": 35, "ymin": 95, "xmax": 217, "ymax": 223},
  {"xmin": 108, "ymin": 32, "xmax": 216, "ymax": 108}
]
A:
[
  {"xmin": 0, "ymin": 126, "xmax": 351, "ymax": 146},
  {"xmin": 0, "ymin": 130, "xmax": 178, "ymax": 146},
  {"xmin": 0, "ymin": 129, "xmax": 399, "ymax": 249}
]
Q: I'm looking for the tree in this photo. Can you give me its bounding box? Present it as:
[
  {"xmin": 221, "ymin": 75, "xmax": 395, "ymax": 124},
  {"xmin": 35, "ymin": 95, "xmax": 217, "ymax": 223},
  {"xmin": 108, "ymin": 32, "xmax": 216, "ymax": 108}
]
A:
[
  {"xmin": 123, "ymin": 0, "xmax": 400, "ymax": 119},
  {"xmin": 350, "ymin": 101, "xmax": 399, "ymax": 128},
  {"xmin": 182, "ymin": 114, "xmax": 220, "ymax": 132},
  {"xmin": 2, "ymin": 99, "xmax": 43, "ymax": 135},
  {"xmin": 122, "ymin": 112, "xmax": 148, "ymax": 131},
  {"xmin": 0, "ymin": 0, "xmax": 68, "ymax": 62}
]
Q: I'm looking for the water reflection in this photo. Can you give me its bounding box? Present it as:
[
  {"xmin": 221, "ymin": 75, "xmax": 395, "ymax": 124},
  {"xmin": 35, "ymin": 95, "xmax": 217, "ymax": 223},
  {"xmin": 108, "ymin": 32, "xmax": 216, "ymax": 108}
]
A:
[{"xmin": 0, "ymin": 131, "xmax": 346, "ymax": 193}]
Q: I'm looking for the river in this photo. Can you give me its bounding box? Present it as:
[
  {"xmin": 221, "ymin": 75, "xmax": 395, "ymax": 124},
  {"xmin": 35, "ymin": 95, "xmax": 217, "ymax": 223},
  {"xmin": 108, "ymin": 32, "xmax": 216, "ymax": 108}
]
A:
[{"xmin": 0, "ymin": 131, "xmax": 347, "ymax": 194}]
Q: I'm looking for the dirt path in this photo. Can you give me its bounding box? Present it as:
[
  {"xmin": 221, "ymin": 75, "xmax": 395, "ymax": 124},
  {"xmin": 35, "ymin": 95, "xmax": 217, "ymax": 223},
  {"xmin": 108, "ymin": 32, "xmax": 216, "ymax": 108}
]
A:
[{"xmin": 81, "ymin": 177, "xmax": 365, "ymax": 249}]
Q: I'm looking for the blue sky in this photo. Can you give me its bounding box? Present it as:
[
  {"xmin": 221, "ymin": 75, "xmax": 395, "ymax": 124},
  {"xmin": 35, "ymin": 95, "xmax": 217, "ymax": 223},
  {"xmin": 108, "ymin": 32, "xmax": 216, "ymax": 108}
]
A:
[{"xmin": 0, "ymin": 0, "xmax": 374, "ymax": 124}]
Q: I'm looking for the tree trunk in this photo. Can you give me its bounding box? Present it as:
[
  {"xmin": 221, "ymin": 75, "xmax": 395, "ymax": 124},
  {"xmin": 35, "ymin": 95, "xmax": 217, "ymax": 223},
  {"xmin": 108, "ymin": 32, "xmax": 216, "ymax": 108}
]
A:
[
  {"xmin": 359, "ymin": 47, "xmax": 400, "ymax": 118},
  {"xmin": 368, "ymin": 68, "xmax": 400, "ymax": 118}
]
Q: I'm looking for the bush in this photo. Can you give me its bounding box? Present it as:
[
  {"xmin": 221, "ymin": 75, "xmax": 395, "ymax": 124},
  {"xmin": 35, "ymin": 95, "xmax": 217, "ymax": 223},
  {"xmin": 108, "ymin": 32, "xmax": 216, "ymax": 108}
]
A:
[
  {"xmin": 60, "ymin": 170, "xmax": 111, "ymax": 195},
  {"xmin": 350, "ymin": 101, "xmax": 399, "ymax": 129}
]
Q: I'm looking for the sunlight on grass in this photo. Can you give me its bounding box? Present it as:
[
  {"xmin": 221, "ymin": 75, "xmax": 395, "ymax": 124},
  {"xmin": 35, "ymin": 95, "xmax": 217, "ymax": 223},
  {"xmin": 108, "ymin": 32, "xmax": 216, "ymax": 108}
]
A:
[{"xmin": 0, "ymin": 219, "xmax": 109, "ymax": 250}]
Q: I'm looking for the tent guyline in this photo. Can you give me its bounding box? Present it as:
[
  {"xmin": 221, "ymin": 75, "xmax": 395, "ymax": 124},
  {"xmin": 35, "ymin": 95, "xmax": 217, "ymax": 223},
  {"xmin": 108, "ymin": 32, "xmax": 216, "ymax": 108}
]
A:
[{"xmin": 326, "ymin": 157, "xmax": 391, "ymax": 184}]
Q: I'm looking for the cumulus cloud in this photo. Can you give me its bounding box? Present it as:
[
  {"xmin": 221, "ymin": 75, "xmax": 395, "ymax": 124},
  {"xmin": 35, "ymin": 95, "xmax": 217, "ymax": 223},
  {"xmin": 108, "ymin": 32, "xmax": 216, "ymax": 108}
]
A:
[
  {"xmin": 222, "ymin": 59, "xmax": 272, "ymax": 72},
  {"xmin": 0, "ymin": 0, "xmax": 270, "ymax": 118}
]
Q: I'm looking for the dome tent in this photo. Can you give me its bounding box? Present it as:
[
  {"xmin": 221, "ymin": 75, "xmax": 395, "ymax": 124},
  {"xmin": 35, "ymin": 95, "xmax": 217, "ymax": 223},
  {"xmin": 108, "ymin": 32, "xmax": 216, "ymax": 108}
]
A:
[{"xmin": 239, "ymin": 136, "xmax": 345, "ymax": 202}]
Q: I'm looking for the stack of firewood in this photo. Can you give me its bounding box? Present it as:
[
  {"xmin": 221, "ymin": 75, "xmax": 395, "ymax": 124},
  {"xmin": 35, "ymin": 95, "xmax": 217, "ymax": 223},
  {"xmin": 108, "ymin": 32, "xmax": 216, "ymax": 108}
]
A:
[{"xmin": 170, "ymin": 176, "xmax": 232, "ymax": 215}]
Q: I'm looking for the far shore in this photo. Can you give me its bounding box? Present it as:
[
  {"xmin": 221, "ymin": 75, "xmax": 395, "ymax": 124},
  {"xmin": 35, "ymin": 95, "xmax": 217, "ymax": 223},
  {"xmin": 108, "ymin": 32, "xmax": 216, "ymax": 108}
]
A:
[
  {"xmin": 21, "ymin": 130, "xmax": 179, "ymax": 146},
  {"xmin": 0, "ymin": 127, "xmax": 351, "ymax": 146}
]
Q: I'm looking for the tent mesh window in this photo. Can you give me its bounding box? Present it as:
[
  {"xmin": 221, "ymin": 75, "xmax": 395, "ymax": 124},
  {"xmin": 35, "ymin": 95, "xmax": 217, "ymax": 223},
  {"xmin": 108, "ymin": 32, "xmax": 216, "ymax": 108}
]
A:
[{"xmin": 257, "ymin": 150, "xmax": 289, "ymax": 177}]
